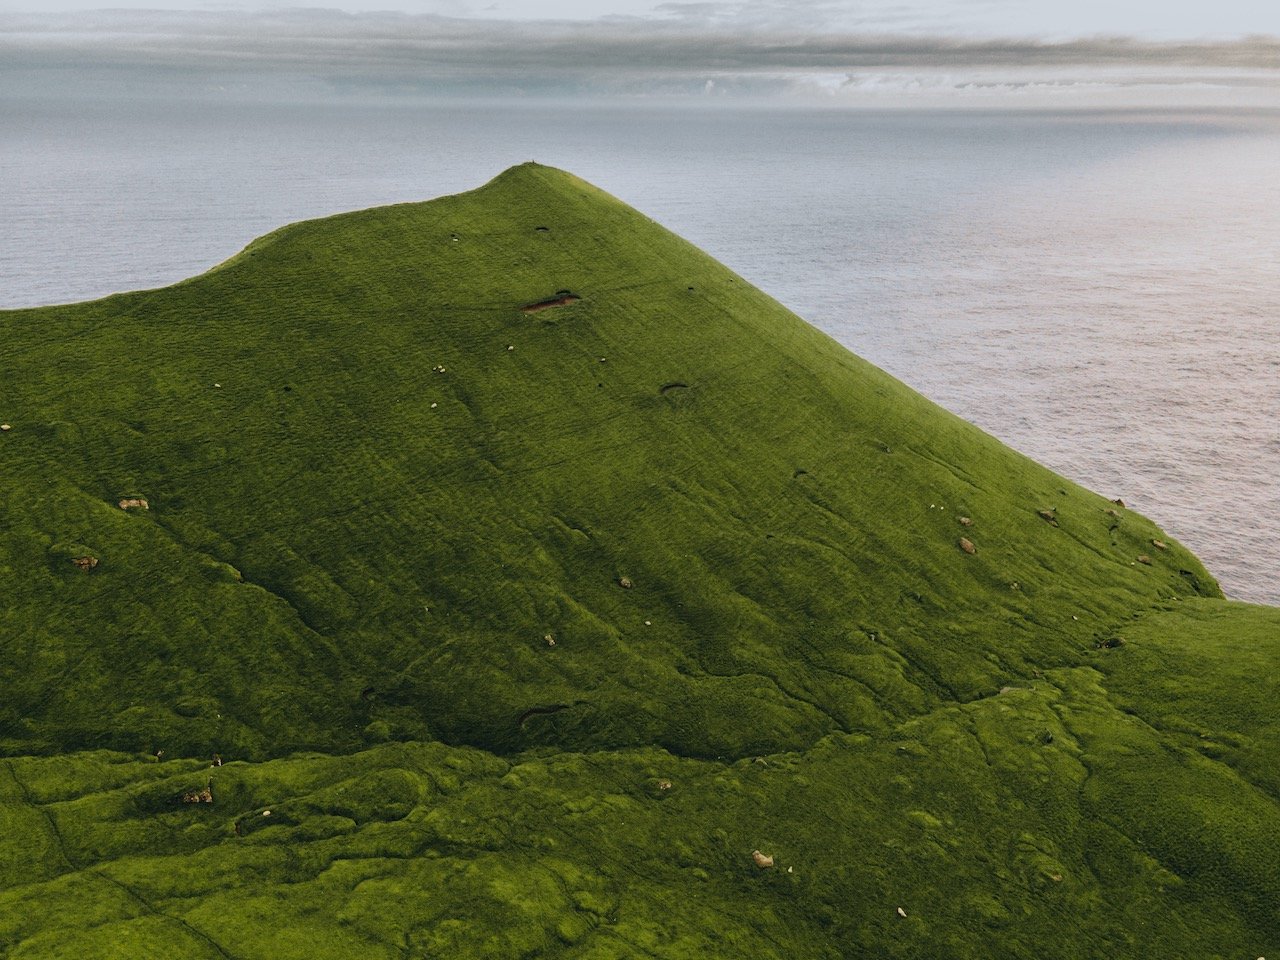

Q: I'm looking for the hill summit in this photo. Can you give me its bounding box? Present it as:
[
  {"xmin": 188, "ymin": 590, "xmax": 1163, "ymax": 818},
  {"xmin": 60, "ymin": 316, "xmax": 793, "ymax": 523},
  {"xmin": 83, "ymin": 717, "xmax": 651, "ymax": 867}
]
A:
[{"xmin": 1, "ymin": 163, "xmax": 1276, "ymax": 958}]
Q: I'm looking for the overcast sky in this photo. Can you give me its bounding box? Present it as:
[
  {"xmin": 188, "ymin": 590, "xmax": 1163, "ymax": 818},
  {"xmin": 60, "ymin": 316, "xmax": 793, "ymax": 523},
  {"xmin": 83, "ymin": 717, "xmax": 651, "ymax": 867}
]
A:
[
  {"xmin": 1, "ymin": 0, "xmax": 1278, "ymax": 40},
  {"xmin": 3, "ymin": 2, "xmax": 1278, "ymax": 106}
]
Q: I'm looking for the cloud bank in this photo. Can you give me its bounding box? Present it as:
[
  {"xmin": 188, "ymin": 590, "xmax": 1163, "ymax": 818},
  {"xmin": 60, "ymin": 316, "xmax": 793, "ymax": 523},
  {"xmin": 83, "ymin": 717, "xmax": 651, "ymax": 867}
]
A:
[{"xmin": 3, "ymin": 9, "xmax": 1279, "ymax": 106}]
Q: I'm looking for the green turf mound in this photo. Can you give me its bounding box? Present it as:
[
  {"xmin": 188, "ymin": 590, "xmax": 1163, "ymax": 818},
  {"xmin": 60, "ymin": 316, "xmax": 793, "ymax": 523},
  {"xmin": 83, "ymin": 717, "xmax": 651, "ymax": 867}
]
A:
[{"xmin": 1, "ymin": 164, "xmax": 1275, "ymax": 957}]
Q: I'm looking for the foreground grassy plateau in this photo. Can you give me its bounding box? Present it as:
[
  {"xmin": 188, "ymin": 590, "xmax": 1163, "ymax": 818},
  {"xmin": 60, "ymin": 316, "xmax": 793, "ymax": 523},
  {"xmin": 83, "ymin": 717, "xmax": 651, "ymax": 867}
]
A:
[{"xmin": 1, "ymin": 164, "xmax": 1276, "ymax": 958}]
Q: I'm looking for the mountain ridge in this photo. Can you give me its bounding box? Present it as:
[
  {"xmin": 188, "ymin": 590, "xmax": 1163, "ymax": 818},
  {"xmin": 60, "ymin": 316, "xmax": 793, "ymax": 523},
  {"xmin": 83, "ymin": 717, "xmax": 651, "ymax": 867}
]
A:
[{"xmin": 1, "ymin": 163, "xmax": 1274, "ymax": 958}]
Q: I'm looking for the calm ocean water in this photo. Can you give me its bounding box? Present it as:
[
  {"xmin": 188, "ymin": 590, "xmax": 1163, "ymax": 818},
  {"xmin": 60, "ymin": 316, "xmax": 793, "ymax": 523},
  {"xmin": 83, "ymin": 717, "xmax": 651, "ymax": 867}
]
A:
[{"xmin": 2, "ymin": 98, "xmax": 1277, "ymax": 605}]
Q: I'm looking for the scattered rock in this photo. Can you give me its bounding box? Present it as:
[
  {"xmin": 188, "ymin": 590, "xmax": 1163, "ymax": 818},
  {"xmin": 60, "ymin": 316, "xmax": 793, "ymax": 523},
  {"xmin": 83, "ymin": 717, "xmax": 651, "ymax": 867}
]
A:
[
  {"xmin": 71, "ymin": 556, "xmax": 98, "ymax": 571},
  {"xmin": 897, "ymin": 906, "xmax": 907, "ymax": 918},
  {"xmin": 752, "ymin": 850, "xmax": 774, "ymax": 869},
  {"xmin": 0, "ymin": 424, "xmax": 10, "ymax": 432},
  {"xmin": 1136, "ymin": 554, "xmax": 1152, "ymax": 566},
  {"xmin": 618, "ymin": 576, "xmax": 634, "ymax": 589},
  {"xmin": 544, "ymin": 634, "xmax": 556, "ymax": 647},
  {"xmin": 657, "ymin": 779, "xmax": 672, "ymax": 791},
  {"xmin": 181, "ymin": 785, "xmax": 213, "ymax": 804},
  {"xmin": 958, "ymin": 537, "xmax": 977, "ymax": 555},
  {"xmin": 1038, "ymin": 509, "xmax": 1059, "ymax": 526},
  {"xmin": 432, "ymin": 365, "xmax": 447, "ymax": 374},
  {"xmin": 1151, "ymin": 539, "xmax": 1168, "ymax": 550},
  {"xmin": 262, "ymin": 809, "xmax": 272, "ymax": 817},
  {"xmin": 1112, "ymin": 498, "xmax": 1126, "ymax": 507},
  {"xmin": 957, "ymin": 516, "xmax": 974, "ymax": 527},
  {"xmin": 211, "ymin": 754, "xmax": 223, "ymax": 767},
  {"xmin": 118, "ymin": 497, "xmax": 148, "ymax": 511},
  {"xmin": 1050, "ymin": 873, "xmax": 1063, "ymax": 883}
]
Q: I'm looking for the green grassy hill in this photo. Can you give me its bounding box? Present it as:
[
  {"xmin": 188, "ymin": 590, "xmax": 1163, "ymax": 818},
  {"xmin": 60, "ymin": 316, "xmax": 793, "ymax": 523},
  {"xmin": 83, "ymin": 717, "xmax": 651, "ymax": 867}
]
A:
[{"xmin": 1, "ymin": 163, "xmax": 1275, "ymax": 958}]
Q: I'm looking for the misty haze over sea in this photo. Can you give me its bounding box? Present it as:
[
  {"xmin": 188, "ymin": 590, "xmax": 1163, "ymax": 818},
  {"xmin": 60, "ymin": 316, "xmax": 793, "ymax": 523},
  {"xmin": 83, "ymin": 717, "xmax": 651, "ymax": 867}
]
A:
[{"xmin": 1, "ymin": 8, "xmax": 1278, "ymax": 605}]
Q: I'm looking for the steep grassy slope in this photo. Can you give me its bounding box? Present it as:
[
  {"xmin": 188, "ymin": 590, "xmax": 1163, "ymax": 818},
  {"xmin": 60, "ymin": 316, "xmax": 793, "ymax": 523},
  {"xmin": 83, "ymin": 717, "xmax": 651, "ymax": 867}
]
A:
[{"xmin": 1, "ymin": 164, "xmax": 1275, "ymax": 958}]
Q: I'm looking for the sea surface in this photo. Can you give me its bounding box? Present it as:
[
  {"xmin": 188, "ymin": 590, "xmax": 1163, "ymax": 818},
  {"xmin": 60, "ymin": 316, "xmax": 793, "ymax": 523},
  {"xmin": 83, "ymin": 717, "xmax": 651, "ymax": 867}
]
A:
[{"xmin": 2, "ymin": 98, "xmax": 1277, "ymax": 605}]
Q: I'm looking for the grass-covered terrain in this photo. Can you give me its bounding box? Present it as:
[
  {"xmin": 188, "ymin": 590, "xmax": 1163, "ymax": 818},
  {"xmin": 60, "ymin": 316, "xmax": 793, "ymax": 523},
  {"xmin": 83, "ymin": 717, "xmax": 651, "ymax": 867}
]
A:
[{"xmin": 1, "ymin": 163, "xmax": 1275, "ymax": 958}]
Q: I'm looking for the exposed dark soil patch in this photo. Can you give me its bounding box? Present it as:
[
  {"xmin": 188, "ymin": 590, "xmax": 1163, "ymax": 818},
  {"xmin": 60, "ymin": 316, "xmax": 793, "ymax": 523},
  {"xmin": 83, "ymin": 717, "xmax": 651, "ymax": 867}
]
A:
[
  {"xmin": 517, "ymin": 704, "xmax": 572, "ymax": 728},
  {"xmin": 522, "ymin": 292, "xmax": 580, "ymax": 313}
]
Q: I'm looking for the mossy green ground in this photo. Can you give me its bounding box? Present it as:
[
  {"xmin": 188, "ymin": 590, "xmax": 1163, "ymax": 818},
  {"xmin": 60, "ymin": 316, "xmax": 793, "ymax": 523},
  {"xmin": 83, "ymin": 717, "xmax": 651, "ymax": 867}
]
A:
[{"xmin": 1, "ymin": 164, "xmax": 1275, "ymax": 957}]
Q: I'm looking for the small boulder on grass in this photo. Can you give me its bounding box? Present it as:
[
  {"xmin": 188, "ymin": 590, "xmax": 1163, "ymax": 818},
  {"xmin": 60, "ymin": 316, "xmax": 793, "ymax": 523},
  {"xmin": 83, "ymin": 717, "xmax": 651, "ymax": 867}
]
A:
[
  {"xmin": 958, "ymin": 537, "xmax": 977, "ymax": 555},
  {"xmin": 752, "ymin": 850, "xmax": 774, "ymax": 869}
]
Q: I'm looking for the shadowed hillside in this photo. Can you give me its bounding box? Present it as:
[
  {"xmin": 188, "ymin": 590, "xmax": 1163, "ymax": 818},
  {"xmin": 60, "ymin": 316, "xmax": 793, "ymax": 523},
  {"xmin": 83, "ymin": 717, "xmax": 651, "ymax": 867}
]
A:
[{"xmin": 1, "ymin": 164, "xmax": 1275, "ymax": 958}]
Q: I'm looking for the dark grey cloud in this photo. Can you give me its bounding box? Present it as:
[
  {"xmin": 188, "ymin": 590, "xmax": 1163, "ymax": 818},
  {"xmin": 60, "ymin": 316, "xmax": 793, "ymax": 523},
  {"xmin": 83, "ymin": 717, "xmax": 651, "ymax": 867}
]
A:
[{"xmin": 3, "ymin": 9, "xmax": 1279, "ymax": 103}]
